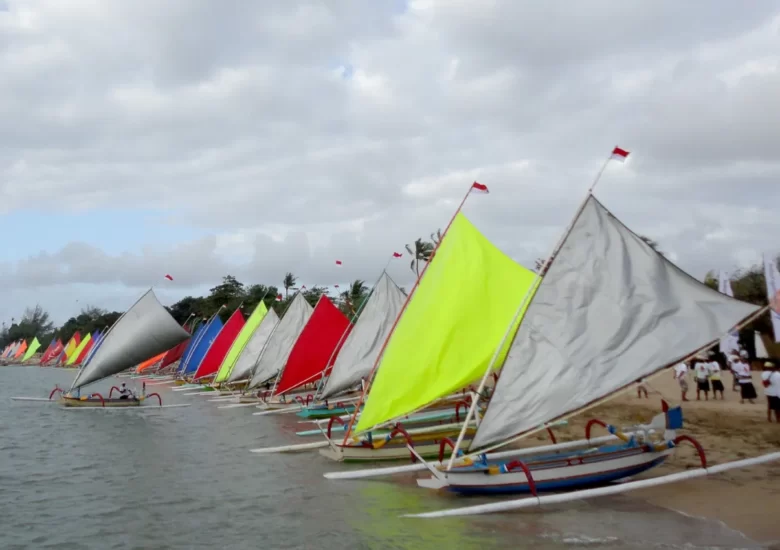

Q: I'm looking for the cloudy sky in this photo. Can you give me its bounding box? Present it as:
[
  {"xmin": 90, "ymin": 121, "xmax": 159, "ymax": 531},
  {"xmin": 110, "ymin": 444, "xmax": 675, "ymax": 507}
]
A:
[{"xmin": 1, "ymin": 1, "xmax": 779, "ymax": 324}]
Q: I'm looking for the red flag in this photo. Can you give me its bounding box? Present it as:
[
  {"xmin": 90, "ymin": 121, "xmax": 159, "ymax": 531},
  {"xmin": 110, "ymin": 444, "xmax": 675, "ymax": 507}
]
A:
[
  {"xmin": 164, "ymin": 274, "xmax": 174, "ymax": 281},
  {"xmin": 301, "ymin": 285, "xmax": 307, "ymax": 290},
  {"xmin": 334, "ymin": 284, "xmax": 339, "ymax": 288},
  {"xmin": 335, "ymin": 260, "xmax": 342, "ymax": 265},
  {"xmin": 276, "ymin": 294, "xmax": 282, "ymax": 302},
  {"xmin": 470, "ymin": 181, "xmax": 489, "ymax": 194},
  {"xmin": 610, "ymin": 146, "xmax": 630, "ymax": 162},
  {"xmin": 392, "ymin": 252, "xmax": 403, "ymax": 258}
]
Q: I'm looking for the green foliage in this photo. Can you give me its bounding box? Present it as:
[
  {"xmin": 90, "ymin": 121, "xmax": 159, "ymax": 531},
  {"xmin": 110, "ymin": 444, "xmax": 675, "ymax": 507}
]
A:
[
  {"xmin": 405, "ymin": 238, "xmax": 435, "ymax": 277},
  {"xmin": 58, "ymin": 306, "xmax": 122, "ymax": 344}
]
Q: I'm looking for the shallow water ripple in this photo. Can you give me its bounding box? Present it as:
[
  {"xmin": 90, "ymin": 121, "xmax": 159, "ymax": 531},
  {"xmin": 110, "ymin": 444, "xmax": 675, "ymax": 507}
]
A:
[{"xmin": 0, "ymin": 367, "xmax": 761, "ymax": 549}]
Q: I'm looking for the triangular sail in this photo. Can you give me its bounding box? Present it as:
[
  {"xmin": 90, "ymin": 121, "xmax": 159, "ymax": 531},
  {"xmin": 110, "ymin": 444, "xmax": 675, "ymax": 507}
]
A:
[
  {"xmin": 67, "ymin": 334, "xmax": 92, "ymax": 366},
  {"xmin": 764, "ymin": 256, "xmax": 780, "ymax": 342},
  {"xmin": 247, "ymin": 293, "xmax": 313, "ymax": 389},
  {"xmin": 214, "ymin": 302, "xmax": 269, "ymax": 384},
  {"xmin": 180, "ymin": 320, "xmax": 223, "ymax": 376},
  {"xmin": 192, "ymin": 309, "xmax": 245, "ymax": 380},
  {"xmin": 471, "ymin": 195, "xmax": 761, "ymax": 449},
  {"xmin": 13, "ymin": 340, "xmax": 28, "ymax": 360},
  {"xmin": 227, "ymin": 308, "xmax": 279, "ymax": 384},
  {"xmin": 41, "ymin": 339, "xmax": 63, "ymax": 364},
  {"xmin": 81, "ymin": 331, "xmax": 104, "ymax": 366},
  {"xmin": 22, "ymin": 337, "xmax": 41, "ymax": 362},
  {"xmin": 355, "ymin": 213, "xmax": 538, "ymax": 433},
  {"xmin": 160, "ymin": 324, "xmax": 194, "ymax": 369},
  {"xmin": 177, "ymin": 323, "xmax": 208, "ymax": 374},
  {"xmin": 320, "ymin": 272, "xmax": 407, "ymax": 399},
  {"xmin": 274, "ymin": 296, "xmax": 352, "ymax": 396},
  {"xmin": 70, "ymin": 289, "xmax": 189, "ymax": 390}
]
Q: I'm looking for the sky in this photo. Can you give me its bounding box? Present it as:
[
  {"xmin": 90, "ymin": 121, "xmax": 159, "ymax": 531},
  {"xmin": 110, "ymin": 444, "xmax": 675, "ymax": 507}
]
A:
[{"xmin": 1, "ymin": 1, "xmax": 779, "ymax": 325}]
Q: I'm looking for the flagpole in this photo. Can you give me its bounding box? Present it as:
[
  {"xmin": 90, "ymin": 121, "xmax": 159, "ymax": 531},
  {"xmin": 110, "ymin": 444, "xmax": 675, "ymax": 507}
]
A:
[
  {"xmin": 446, "ymin": 149, "xmax": 623, "ymax": 468},
  {"xmin": 340, "ymin": 182, "xmax": 480, "ymax": 445}
]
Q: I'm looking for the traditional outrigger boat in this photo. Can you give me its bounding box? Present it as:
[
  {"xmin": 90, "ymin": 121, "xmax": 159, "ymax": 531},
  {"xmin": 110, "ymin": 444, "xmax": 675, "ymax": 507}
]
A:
[
  {"xmin": 49, "ymin": 289, "xmax": 190, "ymax": 408},
  {"xmin": 324, "ymin": 175, "xmax": 771, "ymax": 511}
]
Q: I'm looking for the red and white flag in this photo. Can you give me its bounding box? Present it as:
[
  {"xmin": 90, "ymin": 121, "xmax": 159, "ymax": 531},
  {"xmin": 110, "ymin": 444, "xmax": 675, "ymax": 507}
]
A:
[
  {"xmin": 164, "ymin": 274, "xmax": 174, "ymax": 281},
  {"xmin": 610, "ymin": 147, "xmax": 630, "ymax": 163},
  {"xmin": 301, "ymin": 285, "xmax": 307, "ymax": 290},
  {"xmin": 335, "ymin": 260, "xmax": 343, "ymax": 265},
  {"xmin": 392, "ymin": 252, "xmax": 403, "ymax": 258},
  {"xmin": 275, "ymin": 294, "xmax": 282, "ymax": 301},
  {"xmin": 470, "ymin": 181, "xmax": 489, "ymax": 194}
]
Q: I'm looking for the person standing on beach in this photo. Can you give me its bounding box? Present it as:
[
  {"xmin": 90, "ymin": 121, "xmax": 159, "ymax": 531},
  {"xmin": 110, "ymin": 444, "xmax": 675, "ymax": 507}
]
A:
[
  {"xmin": 734, "ymin": 357, "xmax": 757, "ymax": 404},
  {"xmin": 761, "ymin": 362, "xmax": 780, "ymax": 422},
  {"xmin": 636, "ymin": 378, "xmax": 649, "ymax": 399},
  {"xmin": 708, "ymin": 358, "xmax": 725, "ymax": 400},
  {"xmin": 693, "ymin": 359, "xmax": 710, "ymax": 401},
  {"xmin": 674, "ymin": 362, "xmax": 689, "ymax": 402},
  {"xmin": 727, "ymin": 352, "xmax": 741, "ymax": 391}
]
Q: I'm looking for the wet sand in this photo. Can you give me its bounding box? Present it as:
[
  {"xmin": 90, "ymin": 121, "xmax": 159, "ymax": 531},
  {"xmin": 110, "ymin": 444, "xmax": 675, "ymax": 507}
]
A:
[{"xmin": 516, "ymin": 369, "xmax": 780, "ymax": 544}]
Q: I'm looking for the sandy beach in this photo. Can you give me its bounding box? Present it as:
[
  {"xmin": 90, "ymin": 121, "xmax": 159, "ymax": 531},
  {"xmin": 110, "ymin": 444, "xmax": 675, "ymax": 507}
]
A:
[{"xmin": 514, "ymin": 369, "xmax": 780, "ymax": 545}]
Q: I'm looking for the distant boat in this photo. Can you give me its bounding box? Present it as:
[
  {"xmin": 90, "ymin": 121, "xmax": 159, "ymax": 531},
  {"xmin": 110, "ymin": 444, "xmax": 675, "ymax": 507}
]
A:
[{"xmin": 52, "ymin": 289, "xmax": 189, "ymax": 408}]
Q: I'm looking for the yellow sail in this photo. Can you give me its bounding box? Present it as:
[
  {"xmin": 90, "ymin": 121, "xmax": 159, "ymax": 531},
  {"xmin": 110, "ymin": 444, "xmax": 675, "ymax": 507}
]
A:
[
  {"xmin": 355, "ymin": 213, "xmax": 538, "ymax": 433},
  {"xmin": 22, "ymin": 337, "xmax": 41, "ymax": 361},
  {"xmin": 66, "ymin": 333, "xmax": 92, "ymax": 366},
  {"xmin": 214, "ymin": 302, "xmax": 269, "ymax": 384}
]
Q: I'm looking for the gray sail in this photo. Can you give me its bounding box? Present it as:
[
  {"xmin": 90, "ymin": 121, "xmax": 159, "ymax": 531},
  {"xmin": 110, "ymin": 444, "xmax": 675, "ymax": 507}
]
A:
[
  {"xmin": 320, "ymin": 273, "xmax": 406, "ymax": 399},
  {"xmin": 70, "ymin": 289, "xmax": 190, "ymax": 390},
  {"xmin": 471, "ymin": 195, "xmax": 760, "ymax": 450},
  {"xmin": 227, "ymin": 308, "xmax": 279, "ymax": 383},
  {"xmin": 247, "ymin": 293, "xmax": 313, "ymax": 389}
]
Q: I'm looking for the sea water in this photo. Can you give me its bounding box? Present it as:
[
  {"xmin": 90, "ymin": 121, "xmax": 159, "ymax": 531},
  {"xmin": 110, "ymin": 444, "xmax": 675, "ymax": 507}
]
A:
[{"xmin": 0, "ymin": 367, "xmax": 760, "ymax": 549}]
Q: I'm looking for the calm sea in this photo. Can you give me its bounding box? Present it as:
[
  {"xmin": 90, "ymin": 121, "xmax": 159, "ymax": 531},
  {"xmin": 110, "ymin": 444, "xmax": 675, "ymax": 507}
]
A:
[{"xmin": 0, "ymin": 367, "xmax": 760, "ymax": 549}]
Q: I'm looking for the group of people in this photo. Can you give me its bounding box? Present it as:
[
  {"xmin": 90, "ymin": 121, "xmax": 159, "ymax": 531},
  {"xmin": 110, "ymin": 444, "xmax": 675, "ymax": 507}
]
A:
[{"xmin": 666, "ymin": 348, "xmax": 780, "ymax": 422}]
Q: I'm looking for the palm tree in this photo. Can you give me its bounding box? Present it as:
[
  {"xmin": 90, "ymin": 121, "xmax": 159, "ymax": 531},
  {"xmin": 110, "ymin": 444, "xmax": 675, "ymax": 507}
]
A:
[
  {"xmin": 405, "ymin": 238, "xmax": 435, "ymax": 277},
  {"xmin": 283, "ymin": 272, "xmax": 297, "ymax": 298},
  {"xmin": 340, "ymin": 279, "xmax": 368, "ymax": 316}
]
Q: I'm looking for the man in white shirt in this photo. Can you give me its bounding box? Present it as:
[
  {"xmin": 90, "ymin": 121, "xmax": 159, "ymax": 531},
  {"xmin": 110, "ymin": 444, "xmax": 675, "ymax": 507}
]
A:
[
  {"xmin": 673, "ymin": 362, "xmax": 689, "ymax": 402},
  {"xmin": 693, "ymin": 359, "xmax": 710, "ymax": 401},
  {"xmin": 761, "ymin": 362, "xmax": 780, "ymax": 423},
  {"xmin": 708, "ymin": 360, "xmax": 724, "ymax": 400},
  {"xmin": 117, "ymin": 383, "xmax": 134, "ymax": 400},
  {"xmin": 734, "ymin": 359, "xmax": 757, "ymax": 404}
]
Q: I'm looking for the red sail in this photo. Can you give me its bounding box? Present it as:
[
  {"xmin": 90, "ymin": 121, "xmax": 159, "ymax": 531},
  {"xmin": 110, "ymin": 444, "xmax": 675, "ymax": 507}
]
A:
[
  {"xmin": 274, "ymin": 295, "xmax": 352, "ymax": 395},
  {"xmin": 159, "ymin": 326, "xmax": 192, "ymax": 368},
  {"xmin": 74, "ymin": 338, "xmax": 95, "ymax": 364},
  {"xmin": 193, "ymin": 309, "xmax": 245, "ymax": 380}
]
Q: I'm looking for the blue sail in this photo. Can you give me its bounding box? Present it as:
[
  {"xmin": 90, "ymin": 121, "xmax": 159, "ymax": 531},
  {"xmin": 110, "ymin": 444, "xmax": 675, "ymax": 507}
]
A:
[
  {"xmin": 181, "ymin": 318, "xmax": 223, "ymax": 376},
  {"xmin": 81, "ymin": 330, "xmax": 104, "ymax": 367},
  {"xmin": 176, "ymin": 324, "xmax": 206, "ymax": 375},
  {"xmin": 181, "ymin": 318, "xmax": 224, "ymax": 376}
]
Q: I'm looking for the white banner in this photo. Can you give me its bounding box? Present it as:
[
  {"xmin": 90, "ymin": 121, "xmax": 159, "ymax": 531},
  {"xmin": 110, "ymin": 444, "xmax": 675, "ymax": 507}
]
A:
[
  {"xmin": 764, "ymin": 257, "xmax": 780, "ymax": 343},
  {"xmin": 718, "ymin": 271, "xmax": 741, "ymax": 354}
]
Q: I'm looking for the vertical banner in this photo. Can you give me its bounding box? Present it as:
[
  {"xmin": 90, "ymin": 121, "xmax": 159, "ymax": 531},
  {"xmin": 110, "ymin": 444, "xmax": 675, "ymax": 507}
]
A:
[
  {"xmin": 764, "ymin": 257, "xmax": 780, "ymax": 343},
  {"xmin": 718, "ymin": 271, "xmax": 741, "ymax": 353}
]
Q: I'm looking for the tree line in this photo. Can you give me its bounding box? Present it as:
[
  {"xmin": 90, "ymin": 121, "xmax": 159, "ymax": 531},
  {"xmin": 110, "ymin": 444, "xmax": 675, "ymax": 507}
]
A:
[
  {"xmin": 2, "ymin": 233, "xmax": 777, "ymax": 356},
  {"xmin": 0, "ymin": 274, "xmax": 373, "ymax": 350}
]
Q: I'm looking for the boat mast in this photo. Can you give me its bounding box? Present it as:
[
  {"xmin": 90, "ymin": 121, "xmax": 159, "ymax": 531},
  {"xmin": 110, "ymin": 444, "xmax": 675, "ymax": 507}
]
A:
[{"xmin": 446, "ymin": 148, "xmax": 622, "ymax": 468}]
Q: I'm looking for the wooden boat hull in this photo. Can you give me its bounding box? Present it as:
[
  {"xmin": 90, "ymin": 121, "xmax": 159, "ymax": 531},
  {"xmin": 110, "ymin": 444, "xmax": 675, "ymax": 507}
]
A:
[
  {"xmin": 320, "ymin": 435, "xmax": 474, "ymax": 462},
  {"xmin": 417, "ymin": 443, "xmax": 673, "ymax": 494},
  {"xmin": 59, "ymin": 396, "xmax": 142, "ymax": 408}
]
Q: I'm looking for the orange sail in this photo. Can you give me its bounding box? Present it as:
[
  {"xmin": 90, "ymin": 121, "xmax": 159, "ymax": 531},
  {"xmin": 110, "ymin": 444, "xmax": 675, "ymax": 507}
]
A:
[
  {"xmin": 13, "ymin": 340, "xmax": 28, "ymax": 359},
  {"xmin": 136, "ymin": 352, "xmax": 167, "ymax": 373}
]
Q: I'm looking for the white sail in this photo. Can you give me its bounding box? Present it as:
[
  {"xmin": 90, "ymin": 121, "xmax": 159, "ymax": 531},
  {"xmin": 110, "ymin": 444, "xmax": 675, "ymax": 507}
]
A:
[
  {"xmin": 247, "ymin": 293, "xmax": 313, "ymax": 389},
  {"xmin": 227, "ymin": 308, "xmax": 279, "ymax": 383},
  {"xmin": 71, "ymin": 289, "xmax": 189, "ymax": 390},
  {"xmin": 755, "ymin": 331, "xmax": 770, "ymax": 359},
  {"xmin": 320, "ymin": 273, "xmax": 406, "ymax": 399},
  {"xmin": 471, "ymin": 195, "xmax": 760, "ymax": 450}
]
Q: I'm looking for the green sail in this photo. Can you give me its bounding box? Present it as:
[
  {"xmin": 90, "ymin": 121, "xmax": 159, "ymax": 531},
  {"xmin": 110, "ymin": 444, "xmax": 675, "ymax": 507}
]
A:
[
  {"xmin": 22, "ymin": 337, "xmax": 41, "ymax": 362},
  {"xmin": 355, "ymin": 213, "xmax": 537, "ymax": 433},
  {"xmin": 214, "ymin": 302, "xmax": 269, "ymax": 384}
]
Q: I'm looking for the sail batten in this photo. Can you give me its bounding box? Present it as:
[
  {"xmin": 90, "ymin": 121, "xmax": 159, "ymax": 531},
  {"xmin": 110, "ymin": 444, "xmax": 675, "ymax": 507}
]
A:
[
  {"xmin": 471, "ymin": 195, "xmax": 761, "ymax": 449},
  {"xmin": 70, "ymin": 289, "xmax": 189, "ymax": 390}
]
